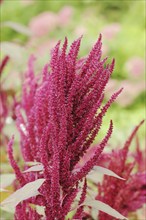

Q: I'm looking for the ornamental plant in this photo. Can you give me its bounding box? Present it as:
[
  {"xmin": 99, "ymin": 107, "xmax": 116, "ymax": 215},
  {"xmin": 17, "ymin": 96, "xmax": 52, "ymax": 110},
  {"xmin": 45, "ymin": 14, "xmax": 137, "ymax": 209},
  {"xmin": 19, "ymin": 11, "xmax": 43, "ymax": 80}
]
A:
[
  {"xmin": 1, "ymin": 35, "xmax": 144, "ymax": 220},
  {"xmin": 86, "ymin": 120, "xmax": 145, "ymax": 219}
]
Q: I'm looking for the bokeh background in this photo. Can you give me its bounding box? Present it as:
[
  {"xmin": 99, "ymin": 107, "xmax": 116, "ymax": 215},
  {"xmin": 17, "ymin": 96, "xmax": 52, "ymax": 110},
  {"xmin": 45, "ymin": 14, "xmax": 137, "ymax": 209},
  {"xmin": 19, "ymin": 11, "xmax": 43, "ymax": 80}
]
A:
[{"xmin": 0, "ymin": 0, "xmax": 145, "ymax": 219}]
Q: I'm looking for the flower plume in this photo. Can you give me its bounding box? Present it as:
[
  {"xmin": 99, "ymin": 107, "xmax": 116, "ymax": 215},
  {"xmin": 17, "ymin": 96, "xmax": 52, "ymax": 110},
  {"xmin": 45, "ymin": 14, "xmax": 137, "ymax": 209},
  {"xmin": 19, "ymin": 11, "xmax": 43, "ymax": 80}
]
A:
[{"xmin": 5, "ymin": 35, "xmax": 122, "ymax": 219}]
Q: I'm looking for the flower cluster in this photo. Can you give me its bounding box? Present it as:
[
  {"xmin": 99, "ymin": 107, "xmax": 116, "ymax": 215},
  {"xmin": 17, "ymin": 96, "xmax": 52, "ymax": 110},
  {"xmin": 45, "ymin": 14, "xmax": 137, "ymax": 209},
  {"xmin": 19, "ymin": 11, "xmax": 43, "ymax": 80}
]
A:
[
  {"xmin": 95, "ymin": 120, "xmax": 146, "ymax": 219},
  {"xmin": 6, "ymin": 35, "xmax": 122, "ymax": 219}
]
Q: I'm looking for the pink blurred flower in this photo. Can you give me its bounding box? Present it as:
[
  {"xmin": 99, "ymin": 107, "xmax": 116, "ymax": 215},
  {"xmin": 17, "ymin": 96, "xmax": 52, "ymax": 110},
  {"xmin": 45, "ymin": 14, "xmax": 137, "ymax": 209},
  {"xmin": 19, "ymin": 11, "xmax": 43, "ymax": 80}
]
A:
[
  {"xmin": 21, "ymin": 0, "xmax": 34, "ymax": 5},
  {"xmin": 101, "ymin": 23, "xmax": 121, "ymax": 40},
  {"xmin": 116, "ymin": 80, "xmax": 145, "ymax": 106},
  {"xmin": 105, "ymin": 79, "xmax": 119, "ymax": 94},
  {"xmin": 58, "ymin": 6, "xmax": 73, "ymax": 26},
  {"xmin": 29, "ymin": 7, "xmax": 73, "ymax": 37},
  {"xmin": 125, "ymin": 57, "xmax": 145, "ymax": 77},
  {"xmin": 29, "ymin": 12, "xmax": 58, "ymax": 37},
  {"xmin": 105, "ymin": 79, "xmax": 145, "ymax": 107}
]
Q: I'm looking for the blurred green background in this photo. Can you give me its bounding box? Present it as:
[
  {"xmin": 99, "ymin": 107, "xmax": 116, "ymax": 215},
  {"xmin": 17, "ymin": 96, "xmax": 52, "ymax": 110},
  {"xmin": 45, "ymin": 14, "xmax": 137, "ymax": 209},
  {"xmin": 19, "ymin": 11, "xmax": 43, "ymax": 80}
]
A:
[{"xmin": 0, "ymin": 0, "xmax": 145, "ymax": 219}]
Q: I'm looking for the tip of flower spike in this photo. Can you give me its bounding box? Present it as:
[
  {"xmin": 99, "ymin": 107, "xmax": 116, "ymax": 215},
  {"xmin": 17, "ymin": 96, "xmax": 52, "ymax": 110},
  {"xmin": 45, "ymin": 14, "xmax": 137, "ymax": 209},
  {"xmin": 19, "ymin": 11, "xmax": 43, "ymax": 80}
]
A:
[
  {"xmin": 7, "ymin": 135, "xmax": 15, "ymax": 148},
  {"xmin": 109, "ymin": 58, "xmax": 115, "ymax": 73},
  {"xmin": 109, "ymin": 120, "xmax": 113, "ymax": 132},
  {"xmin": 139, "ymin": 119, "xmax": 145, "ymax": 126},
  {"xmin": 95, "ymin": 33, "xmax": 102, "ymax": 48},
  {"xmin": 123, "ymin": 119, "xmax": 145, "ymax": 154},
  {"xmin": 132, "ymin": 119, "xmax": 145, "ymax": 137},
  {"xmin": 50, "ymin": 40, "xmax": 61, "ymax": 67},
  {"xmin": 7, "ymin": 135, "xmax": 15, "ymax": 158},
  {"xmin": 78, "ymin": 35, "xmax": 83, "ymax": 40},
  {"xmin": 75, "ymin": 35, "xmax": 83, "ymax": 46},
  {"xmin": 43, "ymin": 63, "xmax": 49, "ymax": 81},
  {"xmin": 0, "ymin": 55, "xmax": 10, "ymax": 75},
  {"xmin": 99, "ymin": 33, "xmax": 102, "ymax": 41},
  {"xmin": 115, "ymin": 88, "xmax": 123, "ymax": 97},
  {"xmin": 28, "ymin": 55, "xmax": 36, "ymax": 68},
  {"xmin": 56, "ymin": 40, "xmax": 61, "ymax": 47},
  {"xmin": 64, "ymin": 36, "xmax": 68, "ymax": 42},
  {"xmin": 51, "ymin": 40, "xmax": 61, "ymax": 56},
  {"xmin": 110, "ymin": 87, "xmax": 123, "ymax": 104},
  {"xmin": 64, "ymin": 37, "xmax": 68, "ymax": 47},
  {"xmin": 61, "ymin": 37, "xmax": 68, "ymax": 56}
]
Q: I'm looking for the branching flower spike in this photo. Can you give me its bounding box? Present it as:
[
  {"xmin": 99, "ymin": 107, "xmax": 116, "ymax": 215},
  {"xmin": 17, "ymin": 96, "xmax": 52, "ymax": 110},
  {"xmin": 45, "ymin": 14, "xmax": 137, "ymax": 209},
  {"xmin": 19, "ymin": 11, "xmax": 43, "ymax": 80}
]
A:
[{"xmin": 6, "ymin": 35, "xmax": 122, "ymax": 219}]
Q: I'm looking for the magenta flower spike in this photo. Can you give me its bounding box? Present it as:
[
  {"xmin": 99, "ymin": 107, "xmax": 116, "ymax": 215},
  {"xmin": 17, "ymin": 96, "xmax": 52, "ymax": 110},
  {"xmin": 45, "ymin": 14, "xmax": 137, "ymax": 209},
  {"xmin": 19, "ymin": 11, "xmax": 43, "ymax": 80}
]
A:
[
  {"xmin": 96, "ymin": 120, "xmax": 146, "ymax": 220},
  {"xmin": 7, "ymin": 36, "xmax": 122, "ymax": 219}
]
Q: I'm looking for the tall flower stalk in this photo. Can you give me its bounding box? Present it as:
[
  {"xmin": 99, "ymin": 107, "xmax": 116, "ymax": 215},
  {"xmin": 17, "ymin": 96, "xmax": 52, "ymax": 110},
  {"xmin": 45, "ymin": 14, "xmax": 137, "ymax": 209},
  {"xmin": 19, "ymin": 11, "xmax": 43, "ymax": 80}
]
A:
[{"xmin": 2, "ymin": 36, "xmax": 123, "ymax": 219}]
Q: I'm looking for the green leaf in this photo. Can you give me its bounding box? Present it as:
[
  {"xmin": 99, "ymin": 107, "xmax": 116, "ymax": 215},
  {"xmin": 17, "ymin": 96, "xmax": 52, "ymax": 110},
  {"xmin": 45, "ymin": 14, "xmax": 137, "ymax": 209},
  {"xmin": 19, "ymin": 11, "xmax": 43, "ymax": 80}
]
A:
[
  {"xmin": 25, "ymin": 161, "xmax": 42, "ymax": 166},
  {"xmin": 2, "ymin": 21, "xmax": 32, "ymax": 36},
  {"xmin": 23, "ymin": 164, "xmax": 43, "ymax": 173},
  {"xmin": 87, "ymin": 166, "xmax": 125, "ymax": 183},
  {"xmin": 1, "ymin": 179, "xmax": 45, "ymax": 209},
  {"xmin": 0, "ymin": 174, "xmax": 15, "ymax": 189},
  {"xmin": 84, "ymin": 199, "xmax": 127, "ymax": 220},
  {"xmin": 0, "ymin": 205, "xmax": 15, "ymax": 214},
  {"xmin": 35, "ymin": 205, "xmax": 45, "ymax": 216},
  {"xmin": 94, "ymin": 166, "xmax": 125, "ymax": 180}
]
